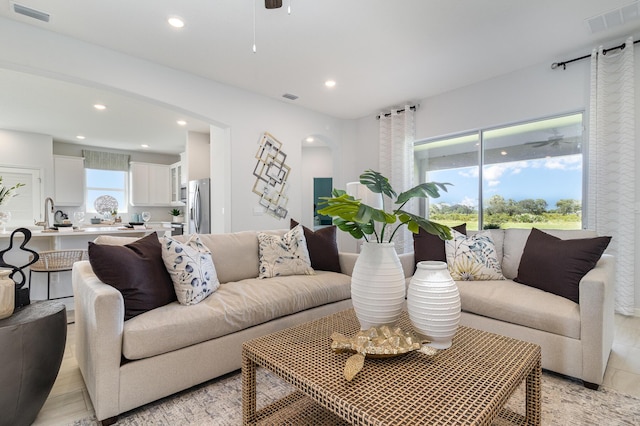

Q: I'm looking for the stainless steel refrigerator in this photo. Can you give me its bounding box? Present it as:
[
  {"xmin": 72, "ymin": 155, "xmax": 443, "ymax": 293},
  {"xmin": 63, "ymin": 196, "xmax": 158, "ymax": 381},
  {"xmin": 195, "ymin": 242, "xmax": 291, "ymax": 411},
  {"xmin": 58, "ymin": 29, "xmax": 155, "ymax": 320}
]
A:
[{"xmin": 188, "ymin": 178, "xmax": 211, "ymax": 234}]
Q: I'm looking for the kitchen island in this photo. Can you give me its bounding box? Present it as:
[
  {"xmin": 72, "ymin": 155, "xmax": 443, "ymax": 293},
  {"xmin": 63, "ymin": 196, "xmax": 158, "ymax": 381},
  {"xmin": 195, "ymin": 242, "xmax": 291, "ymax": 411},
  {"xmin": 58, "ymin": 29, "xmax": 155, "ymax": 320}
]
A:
[
  {"xmin": 0, "ymin": 224, "xmax": 169, "ymax": 244},
  {"xmin": 0, "ymin": 224, "xmax": 172, "ymax": 302}
]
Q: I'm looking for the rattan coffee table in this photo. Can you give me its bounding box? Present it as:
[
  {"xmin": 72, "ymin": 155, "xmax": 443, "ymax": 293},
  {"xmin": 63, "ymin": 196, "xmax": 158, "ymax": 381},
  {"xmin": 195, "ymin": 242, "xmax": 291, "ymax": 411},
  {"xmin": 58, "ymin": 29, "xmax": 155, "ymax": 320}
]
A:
[{"xmin": 242, "ymin": 309, "xmax": 541, "ymax": 425}]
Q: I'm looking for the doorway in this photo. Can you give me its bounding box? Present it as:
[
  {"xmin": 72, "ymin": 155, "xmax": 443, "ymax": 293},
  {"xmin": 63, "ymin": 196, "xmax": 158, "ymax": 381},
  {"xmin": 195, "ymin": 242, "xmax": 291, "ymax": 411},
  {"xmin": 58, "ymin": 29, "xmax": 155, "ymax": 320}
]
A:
[{"xmin": 313, "ymin": 177, "xmax": 333, "ymax": 227}]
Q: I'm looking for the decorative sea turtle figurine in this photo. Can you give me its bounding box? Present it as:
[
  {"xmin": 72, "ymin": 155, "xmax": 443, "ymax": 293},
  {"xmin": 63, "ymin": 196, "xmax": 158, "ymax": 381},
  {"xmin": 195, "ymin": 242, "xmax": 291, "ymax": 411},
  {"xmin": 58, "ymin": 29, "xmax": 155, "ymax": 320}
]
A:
[{"xmin": 330, "ymin": 325, "xmax": 439, "ymax": 381}]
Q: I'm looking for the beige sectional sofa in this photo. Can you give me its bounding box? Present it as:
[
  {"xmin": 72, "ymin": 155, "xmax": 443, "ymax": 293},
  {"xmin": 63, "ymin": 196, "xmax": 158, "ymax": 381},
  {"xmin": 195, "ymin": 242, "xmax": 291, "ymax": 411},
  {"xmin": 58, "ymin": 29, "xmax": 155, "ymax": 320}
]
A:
[
  {"xmin": 73, "ymin": 227, "xmax": 613, "ymax": 424},
  {"xmin": 72, "ymin": 230, "xmax": 356, "ymax": 424},
  {"xmin": 398, "ymin": 228, "xmax": 615, "ymax": 389}
]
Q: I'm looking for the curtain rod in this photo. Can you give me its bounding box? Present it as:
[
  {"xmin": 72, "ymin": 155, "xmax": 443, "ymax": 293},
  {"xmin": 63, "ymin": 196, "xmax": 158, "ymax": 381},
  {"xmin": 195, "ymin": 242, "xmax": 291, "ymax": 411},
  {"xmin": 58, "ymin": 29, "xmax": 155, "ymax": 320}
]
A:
[
  {"xmin": 551, "ymin": 39, "xmax": 639, "ymax": 70},
  {"xmin": 376, "ymin": 105, "xmax": 417, "ymax": 120}
]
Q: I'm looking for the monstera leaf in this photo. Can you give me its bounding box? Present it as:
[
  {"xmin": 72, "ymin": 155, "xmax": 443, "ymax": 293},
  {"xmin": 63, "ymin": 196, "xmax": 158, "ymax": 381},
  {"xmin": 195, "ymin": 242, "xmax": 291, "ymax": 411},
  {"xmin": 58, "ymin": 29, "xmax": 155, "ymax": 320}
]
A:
[{"xmin": 318, "ymin": 170, "xmax": 452, "ymax": 243}]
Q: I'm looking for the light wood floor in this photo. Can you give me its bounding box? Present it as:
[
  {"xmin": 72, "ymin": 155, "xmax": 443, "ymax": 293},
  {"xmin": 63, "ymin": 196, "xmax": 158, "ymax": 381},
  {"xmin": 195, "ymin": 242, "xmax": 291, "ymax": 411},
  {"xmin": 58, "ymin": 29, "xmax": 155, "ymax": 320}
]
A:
[{"xmin": 33, "ymin": 312, "xmax": 640, "ymax": 425}]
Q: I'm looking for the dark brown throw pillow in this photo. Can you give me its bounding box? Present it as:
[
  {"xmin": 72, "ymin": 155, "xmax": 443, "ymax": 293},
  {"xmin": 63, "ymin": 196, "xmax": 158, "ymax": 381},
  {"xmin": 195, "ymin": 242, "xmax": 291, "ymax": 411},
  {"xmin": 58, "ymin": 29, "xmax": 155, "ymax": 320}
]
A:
[
  {"xmin": 514, "ymin": 228, "xmax": 611, "ymax": 304},
  {"xmin": 413, "ymin": 223, "xmax": 466, "ymax": 267},
  {"xmin": 88, "ymin": 232, "xmax": 176, "ymax": 320},
  {"xmin": 290, "ymin": 219, "xmax": 341, "ymax": 272}
]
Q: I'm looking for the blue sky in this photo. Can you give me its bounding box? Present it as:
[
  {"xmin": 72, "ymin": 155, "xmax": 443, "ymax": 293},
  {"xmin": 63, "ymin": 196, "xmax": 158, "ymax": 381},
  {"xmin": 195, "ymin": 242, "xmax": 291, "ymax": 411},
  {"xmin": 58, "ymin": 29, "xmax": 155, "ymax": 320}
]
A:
[{"xmin": 427, "ymin": 154, "xmax": 582, "ymax": 210}]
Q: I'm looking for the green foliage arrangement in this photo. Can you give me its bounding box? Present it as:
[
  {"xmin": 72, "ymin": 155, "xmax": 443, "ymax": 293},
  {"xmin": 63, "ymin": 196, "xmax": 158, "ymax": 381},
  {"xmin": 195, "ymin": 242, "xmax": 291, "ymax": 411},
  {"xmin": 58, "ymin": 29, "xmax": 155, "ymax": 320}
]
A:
[
  {"xmin": 0, "ymin": 176, "xmax": 25, "ymax": 206},
  {"xmin": 317, "ymin": 170, "xmax": 452, "ymax": 243},
  {"xmin": 169, "ymin": 208, "xmax": 182, "ymax": 216}
]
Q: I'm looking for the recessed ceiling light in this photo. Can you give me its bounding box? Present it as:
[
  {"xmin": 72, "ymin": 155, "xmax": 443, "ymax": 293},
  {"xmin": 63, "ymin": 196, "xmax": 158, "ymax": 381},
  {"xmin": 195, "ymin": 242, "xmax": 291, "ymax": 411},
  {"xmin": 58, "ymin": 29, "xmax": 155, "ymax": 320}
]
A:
[
  {"xmin": 141, "ymin": 144, "xmax": 149, "ymax": 148},
  {"xmin": 325, "ymin": 80, "xmax": 336, "ymax": 88},
  {"xmin": 501, "ymin": 151, "xmax": 508, "ymax": 156},
  {"xmin": 168, "ymin": 16, "xmax": 184, "ymax": 28},
  {"xmin": 305, "ymin": 137, "xmax": 314, "ymax": 143},
  {"xmin": 177, "ymin": 120, "xmax": 187, "ymax": 126},
  {"xmin": 76, "ymin": 135, "xmax": 85, "ymax": 140},
  {"xmin": 93, "ymin": 104, "xmax": 106, "ymax": 110}
]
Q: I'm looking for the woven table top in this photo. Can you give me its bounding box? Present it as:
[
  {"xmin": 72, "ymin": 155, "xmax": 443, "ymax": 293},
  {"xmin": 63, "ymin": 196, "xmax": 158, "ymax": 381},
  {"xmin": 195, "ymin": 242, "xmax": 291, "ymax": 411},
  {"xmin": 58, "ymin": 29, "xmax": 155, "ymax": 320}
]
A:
[{"xmin": 242, "ymin": 309, "xmax": 541, "ymax": 425}]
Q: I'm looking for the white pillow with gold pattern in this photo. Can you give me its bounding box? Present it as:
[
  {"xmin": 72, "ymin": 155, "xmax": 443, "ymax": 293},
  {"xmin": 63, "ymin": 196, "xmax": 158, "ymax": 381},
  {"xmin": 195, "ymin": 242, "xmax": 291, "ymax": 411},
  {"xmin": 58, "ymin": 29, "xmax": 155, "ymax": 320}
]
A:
[
  {"xmin": 445, "ymin": 229, "xmax": 505, "ymax": 281},
  {"xmin": 258, "ymin": 225, "xmax": 315, "ymax": 279}
]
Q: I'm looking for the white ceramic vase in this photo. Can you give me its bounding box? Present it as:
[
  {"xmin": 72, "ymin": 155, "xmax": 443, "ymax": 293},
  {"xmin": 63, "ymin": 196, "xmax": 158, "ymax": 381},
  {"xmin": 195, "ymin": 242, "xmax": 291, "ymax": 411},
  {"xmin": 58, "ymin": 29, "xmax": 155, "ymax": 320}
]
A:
[
  {"xmin": 0, "ymin": 270, "xmax": 15, "ymax": 320},
  {"xmin": 351, "ymin": 242, "xmax": 405, "ymax": 330},
  {"xmin": 407, "ymin": 260, "xmax": 461, "ymax": 349}
]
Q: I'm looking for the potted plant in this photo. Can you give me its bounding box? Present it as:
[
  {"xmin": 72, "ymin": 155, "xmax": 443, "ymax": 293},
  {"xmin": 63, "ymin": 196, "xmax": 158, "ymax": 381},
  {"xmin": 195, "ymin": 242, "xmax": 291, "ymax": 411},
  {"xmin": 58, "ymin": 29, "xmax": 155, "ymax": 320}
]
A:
[
  {"xmin": 318, "ymin": 169, "xmax": 452, "ymax": 329},
  {"xmin": 0, "ymin": 177, "xmax": 24, "ymax": 233},
  {"xmin": 318, "ymin": 169, "xmax": 451, "ymax": 243},
  {"xmin": 169, "ymin": 208, "xmax": 184, "ymax": 223},
  {"xmin": 0, "ymin": 177, "xmax": 24, "ymax": 207}
]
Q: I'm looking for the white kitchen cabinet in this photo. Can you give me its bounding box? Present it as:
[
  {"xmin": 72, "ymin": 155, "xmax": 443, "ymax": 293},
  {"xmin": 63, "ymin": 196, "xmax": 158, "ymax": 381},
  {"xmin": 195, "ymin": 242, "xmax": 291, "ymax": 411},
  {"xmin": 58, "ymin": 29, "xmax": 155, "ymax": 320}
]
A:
[
  {"xmin": 130, "ymin": 162, "xmax": 171, "ymax": 206},
  {"xmin": 170, "ymin": 161, "xmax": 185, "ymax": 206},
  {"xmin": 54, "ymin": 155, "xmax": 85, "ymax": 206}
]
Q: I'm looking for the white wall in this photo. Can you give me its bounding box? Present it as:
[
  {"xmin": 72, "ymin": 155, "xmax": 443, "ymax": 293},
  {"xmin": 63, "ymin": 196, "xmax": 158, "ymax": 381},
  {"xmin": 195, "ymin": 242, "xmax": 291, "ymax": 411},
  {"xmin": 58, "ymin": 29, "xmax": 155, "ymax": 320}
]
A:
[
  {"xmin": 185, "ymin": 131, "xmax": 210, "ymax": 181},
  {"xmin": 0, "ymin": 129, "xmax": 54, "ymax": 223},
  {"xmin": 0, "ymin": 17, "xmax": 353, "ymax": 234}
]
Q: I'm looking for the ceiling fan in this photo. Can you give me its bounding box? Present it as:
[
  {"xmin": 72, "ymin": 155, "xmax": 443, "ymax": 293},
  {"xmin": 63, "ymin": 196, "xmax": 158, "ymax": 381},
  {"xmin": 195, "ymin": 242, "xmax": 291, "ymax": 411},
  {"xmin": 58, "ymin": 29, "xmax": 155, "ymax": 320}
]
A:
[
  {"xmin": 265, "ymin": 0, "xmax": 283, "ymax": 9},
  {"xmin": 524, "ymin": 129, "xmax": 579, "ymax": 148}
]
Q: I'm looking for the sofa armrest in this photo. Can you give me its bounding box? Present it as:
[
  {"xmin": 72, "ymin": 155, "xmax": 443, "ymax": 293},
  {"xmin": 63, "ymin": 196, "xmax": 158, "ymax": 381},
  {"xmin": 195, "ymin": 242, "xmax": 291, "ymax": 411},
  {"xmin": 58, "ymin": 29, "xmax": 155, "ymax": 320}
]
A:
[
  {"xmin": 338, "ymin": 252, "xmax": 358, "ymax": 276},
  {"xmin": 72, "ymin": 260, "xmax": 125, "ymax": 421},
  {"xmin": 578, "ymin": 253, "xmax": 615, "ymax": 385}
]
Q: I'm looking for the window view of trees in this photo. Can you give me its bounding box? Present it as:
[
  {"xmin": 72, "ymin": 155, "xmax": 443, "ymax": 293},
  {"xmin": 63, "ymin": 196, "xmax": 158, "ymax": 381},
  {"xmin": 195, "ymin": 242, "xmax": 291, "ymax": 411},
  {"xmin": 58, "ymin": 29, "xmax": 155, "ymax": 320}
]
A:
[
  {"xmin": 429, "ymin": 195, "xmax": 582, "ymax": 229},
  {"xmin": 415, "ymin": 113, "xmax": 584, "ymax": 230}
]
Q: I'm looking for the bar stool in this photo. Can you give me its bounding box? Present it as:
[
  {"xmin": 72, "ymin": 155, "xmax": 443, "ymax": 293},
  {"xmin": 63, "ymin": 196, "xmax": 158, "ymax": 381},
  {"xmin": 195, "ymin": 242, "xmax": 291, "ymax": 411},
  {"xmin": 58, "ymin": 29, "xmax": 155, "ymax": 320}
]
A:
[{"xmin": 29, "ymin": 250, "xmax": 87, "ymax": 300}]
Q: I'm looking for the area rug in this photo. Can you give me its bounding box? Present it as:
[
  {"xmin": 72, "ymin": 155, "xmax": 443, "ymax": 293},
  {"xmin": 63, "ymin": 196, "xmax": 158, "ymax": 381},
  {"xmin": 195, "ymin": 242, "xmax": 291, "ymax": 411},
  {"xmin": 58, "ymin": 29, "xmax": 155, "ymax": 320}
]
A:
[{"xmin": 71, "ymin": 369, "xmax": 640, "ymax": 425}]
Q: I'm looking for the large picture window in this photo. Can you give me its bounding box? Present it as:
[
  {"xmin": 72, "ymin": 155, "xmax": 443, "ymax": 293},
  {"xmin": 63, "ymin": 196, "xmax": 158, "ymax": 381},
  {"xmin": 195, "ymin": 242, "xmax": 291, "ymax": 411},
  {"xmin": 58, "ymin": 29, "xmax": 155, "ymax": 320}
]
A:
[{"xmin": 414, "ymin": 113, "xmax": 584, "ymax": 230}]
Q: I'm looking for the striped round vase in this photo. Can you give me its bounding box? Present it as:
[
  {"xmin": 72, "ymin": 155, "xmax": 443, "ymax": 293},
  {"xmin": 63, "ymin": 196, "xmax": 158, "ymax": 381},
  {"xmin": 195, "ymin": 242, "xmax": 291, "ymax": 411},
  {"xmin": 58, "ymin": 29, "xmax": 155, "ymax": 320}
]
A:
[
  {"xmin": 407, "ymin": 260, "xmax": 460, "ymax": 349},
  {"xmin": 350, "ymin": 242, "xmax": 405, "ymax": 330}
]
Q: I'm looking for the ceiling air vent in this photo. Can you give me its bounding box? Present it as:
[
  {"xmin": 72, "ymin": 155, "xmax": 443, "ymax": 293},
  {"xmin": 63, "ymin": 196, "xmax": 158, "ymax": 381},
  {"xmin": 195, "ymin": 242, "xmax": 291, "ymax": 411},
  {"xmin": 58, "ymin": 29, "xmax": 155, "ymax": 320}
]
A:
[
  {"xmin": 586, "ymin": 1, "xmax": 639, "ymax": 34},
  {"xmin": 12, "ymin": 2, "xmax": 50, "ymax": 23},
  {"xmin": 282, "ymin": 93, "xmax": 299, "ymax": 101}
]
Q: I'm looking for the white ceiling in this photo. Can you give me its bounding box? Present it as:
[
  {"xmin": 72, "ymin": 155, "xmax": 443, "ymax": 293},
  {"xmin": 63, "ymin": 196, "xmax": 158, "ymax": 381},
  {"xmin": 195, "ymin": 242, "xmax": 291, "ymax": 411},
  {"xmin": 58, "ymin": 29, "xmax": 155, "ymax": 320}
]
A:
[{"xmin": 1, "ymin": 0, "xmax": 639, "ymax": 154}]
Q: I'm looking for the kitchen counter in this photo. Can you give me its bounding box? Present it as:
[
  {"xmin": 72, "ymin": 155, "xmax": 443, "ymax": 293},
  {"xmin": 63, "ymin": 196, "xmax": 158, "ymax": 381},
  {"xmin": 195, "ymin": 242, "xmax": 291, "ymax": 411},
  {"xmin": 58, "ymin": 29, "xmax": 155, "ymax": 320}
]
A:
[
  {"xmin": 0, "ymin": 224, "xmax": 171, "ymax": 261},
  {"xmin": 0, "ymin": 225, "xmax": 165, "ymax": 238}
]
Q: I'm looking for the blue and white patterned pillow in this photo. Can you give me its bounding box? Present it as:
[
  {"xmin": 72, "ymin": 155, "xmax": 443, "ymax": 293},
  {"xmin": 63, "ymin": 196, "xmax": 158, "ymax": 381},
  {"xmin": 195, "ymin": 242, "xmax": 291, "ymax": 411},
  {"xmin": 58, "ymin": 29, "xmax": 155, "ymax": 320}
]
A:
[
  {"xmin": 445, "ymin": 229, "xmax": 505, "ymax": 281},
  {"xmin": 257, "ymin": 225, "xmax": 315, "ymax": 279},
  {"xmin": 161, "ymin": 234, "xmax": 219, "ymax": 305}
]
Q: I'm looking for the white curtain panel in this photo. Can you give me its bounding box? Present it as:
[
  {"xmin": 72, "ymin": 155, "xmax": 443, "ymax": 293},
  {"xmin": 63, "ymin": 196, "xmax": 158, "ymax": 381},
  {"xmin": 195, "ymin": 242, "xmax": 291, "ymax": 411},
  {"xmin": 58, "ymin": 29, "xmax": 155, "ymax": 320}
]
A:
[
  {"xmin": 587, "ymin": 37, "xmax": 636, "ymax": 315},
  {"xmin": 379, "ymin": 106, "xmax": 416, "ymax": 254}
]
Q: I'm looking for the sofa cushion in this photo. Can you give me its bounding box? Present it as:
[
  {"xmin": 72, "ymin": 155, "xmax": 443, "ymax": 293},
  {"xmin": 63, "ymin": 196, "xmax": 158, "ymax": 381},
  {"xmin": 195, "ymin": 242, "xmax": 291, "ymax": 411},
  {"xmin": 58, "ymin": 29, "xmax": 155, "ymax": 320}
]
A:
[
  {"xmin": 413, "ymin": 223, "xmax": 466, "ymax": 268},
  {"xmin": 445, "ymin": 230, "xmax": 505, "ymax": 281},
  {"xmin": 88, "ymin": 232, "xmax": 176, "ymax": 320},
  {"xmin": 121, "ymin": 271, "xmax": 351, "ymax": 359},
  {"xmin": 457, "ymin": 279, "xmax": 580, "ymax": 339},
  {"xmin": 501, "ymin": 228, "xmax": 598, "ymax": 279},
  {"xmin": 290, "ymin": 219, "xmax": 341, "ymax": 272},
  {"xmin": 185, "ymin": 230, "xmax": 285, "ymax": 284},
  {"xmin": 161, "ymin": 234, "xmax": 220, "ymax": 305},
  {"xmin": 514, "ymin": 228, "xmax": 611, "ymax": 303},
  {"xmin": 258, "ymin": 225, "xmax": 315, "ymax": 278}
]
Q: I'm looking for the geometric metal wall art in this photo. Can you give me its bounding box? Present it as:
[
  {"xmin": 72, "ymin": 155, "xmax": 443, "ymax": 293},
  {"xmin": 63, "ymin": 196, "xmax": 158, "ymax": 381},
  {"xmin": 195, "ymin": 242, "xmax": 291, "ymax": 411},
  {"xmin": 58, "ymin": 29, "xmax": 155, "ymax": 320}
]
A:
[{"xmin": 252, "ymin": 132, "xmax": 290, "ymax": 219}]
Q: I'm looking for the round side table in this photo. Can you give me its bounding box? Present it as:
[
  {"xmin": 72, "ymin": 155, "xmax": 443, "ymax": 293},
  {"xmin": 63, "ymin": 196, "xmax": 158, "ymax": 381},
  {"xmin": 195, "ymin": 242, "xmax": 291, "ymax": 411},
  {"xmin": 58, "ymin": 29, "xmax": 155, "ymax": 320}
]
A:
[{"xmin": 0, "ymin": 300, "xmax": 67, "ymax": 426}]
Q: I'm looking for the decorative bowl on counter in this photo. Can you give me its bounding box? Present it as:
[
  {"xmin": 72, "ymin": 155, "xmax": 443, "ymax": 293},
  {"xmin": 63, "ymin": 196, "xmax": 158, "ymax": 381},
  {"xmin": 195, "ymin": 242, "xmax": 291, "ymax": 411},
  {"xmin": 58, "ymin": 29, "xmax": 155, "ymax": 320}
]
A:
[
  {"xmin": 53, "ymin": 223, "xmax": 73, "ymax": 228},
  {"xmin": 128, "ymin": 222, "xmax": 144, "ymax": 226},
  {"xmin": 90, "ymin": 218, "xmax": 101, "ymax": 224}
]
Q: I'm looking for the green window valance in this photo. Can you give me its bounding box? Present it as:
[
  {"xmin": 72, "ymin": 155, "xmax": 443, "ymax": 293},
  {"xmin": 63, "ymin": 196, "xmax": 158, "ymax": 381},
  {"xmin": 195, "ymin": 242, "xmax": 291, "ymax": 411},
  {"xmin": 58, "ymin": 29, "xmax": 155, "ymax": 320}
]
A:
[{"xmin": 82, "ymin": 150, "xmax": 130, "ymax": 171}]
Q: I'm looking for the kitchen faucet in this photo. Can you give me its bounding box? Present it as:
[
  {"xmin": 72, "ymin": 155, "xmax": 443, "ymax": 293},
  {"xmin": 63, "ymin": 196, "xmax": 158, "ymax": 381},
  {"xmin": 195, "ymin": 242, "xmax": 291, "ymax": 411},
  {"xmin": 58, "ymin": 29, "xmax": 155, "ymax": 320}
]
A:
[{"xmin": 34, "ymin": 197, "xmax": 55, "ymax": 230}]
